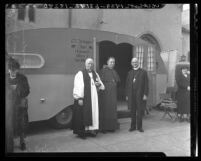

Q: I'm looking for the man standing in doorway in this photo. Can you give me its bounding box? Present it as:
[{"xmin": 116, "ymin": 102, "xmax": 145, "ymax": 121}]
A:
[
  {"xmin": 72, "ymin": 58, "xmax": 105, "ymax": 139},
  {"xmin": 125, "ymin": 57, "xmax": 149, "ymax": 132}
]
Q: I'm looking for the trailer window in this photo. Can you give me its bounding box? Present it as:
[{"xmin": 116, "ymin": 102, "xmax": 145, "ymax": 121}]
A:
[
  {"xmin": 147, "ymin": 46, "xmax": 154, "ymax": 71},
  {"xmin": 136, "ymin": 46, "xmax": 144, "ymax": 68},
  {"xmin": 8, "ymin": 53, "xmax": 45, "ymax": 69}
]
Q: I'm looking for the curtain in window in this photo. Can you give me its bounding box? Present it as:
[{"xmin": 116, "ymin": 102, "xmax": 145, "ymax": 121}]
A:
[
  {"xmin": 136, "ymin": 46, "xmax": 144, "ymax": 68},
  {"xmin": 147, "ymin": 46, "xmax": 154, "ymax": 71}
]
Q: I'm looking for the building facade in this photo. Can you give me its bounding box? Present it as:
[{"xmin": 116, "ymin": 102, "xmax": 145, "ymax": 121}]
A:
[{"xmin": 6, "ymin": 4, "xmax": 183, "ymax": 61}]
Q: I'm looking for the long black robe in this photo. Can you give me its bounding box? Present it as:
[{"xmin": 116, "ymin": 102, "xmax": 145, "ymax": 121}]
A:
[
  {"xmin": 125, "ymin": 68, "xmax": 149, "ymax": 129},
  {"xmin": 176, "ymin": 73, "xmax": 190, "ymax": 114},
  {"xmin": 99, "ymin": 67, "xmax": 120, "ymax": 131}
]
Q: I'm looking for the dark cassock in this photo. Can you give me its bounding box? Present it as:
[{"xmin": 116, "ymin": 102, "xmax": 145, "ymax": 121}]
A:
[
  {"xmin": 99, "ymin": 66, "xmax": 120, "ymax": 132},
  {"xmin": 7, "ymin": 72, "xmax": 30, "ymax": 146},
  {"xmin": 72, "ymin": 69, "xmax": 105, "ymax": 137},
  {"xmin": 176, "ymin": 71, "xmax": 190, "ymax": 115},
  {"xmin": 125, "ymin": 68, "xmax": 149, "ymax": 130}
]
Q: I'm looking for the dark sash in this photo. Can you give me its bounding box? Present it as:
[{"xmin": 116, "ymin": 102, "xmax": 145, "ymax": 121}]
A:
[{"xmin": 82, "ymin": 69, "xmax": 98, "ymax": 126}]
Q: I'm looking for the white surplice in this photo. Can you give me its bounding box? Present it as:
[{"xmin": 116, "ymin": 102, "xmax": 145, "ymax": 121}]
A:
[{"xmin": 73, "ymin": 71, "xmax": 105, "ymax": 130}]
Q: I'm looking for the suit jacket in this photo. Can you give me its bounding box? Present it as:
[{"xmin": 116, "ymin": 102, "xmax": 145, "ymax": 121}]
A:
[{"xmin": 125, "ymin": 68, "xmax": 149, "ymax": 110}]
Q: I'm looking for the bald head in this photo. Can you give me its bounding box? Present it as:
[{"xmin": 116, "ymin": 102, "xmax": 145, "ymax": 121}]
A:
[
  {"xmin": 131, "ymin": 57, "xmax": 139, "ymax": 68},
  {"xmin": 131, "ymin": 57, "xmax": 138, "ymax": 63},
  {"xmin": 85, "ymin": 58, "xmax": 94, "ymax": 71}
]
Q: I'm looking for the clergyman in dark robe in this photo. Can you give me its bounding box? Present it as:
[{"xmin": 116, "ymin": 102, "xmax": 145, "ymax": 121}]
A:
[
  {"xmin": 125, "ymin": 57, "xmax": 149, "ymax": 132},
  {"xmin": 99, "ymin": 57, "xmax": 120, "ymax": 133},
  {"xmin": 176, "ymin": 66, "xmax": 190, "ymax": 122},
  {"xmin": 72, "ymin": 58, "xmax": 105, "ymax": 139}
]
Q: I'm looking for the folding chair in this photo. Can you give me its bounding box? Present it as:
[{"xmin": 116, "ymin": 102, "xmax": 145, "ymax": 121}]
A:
[{"xmin": 159, "ymin": 93, "xmax": 178, "ymax": 121}]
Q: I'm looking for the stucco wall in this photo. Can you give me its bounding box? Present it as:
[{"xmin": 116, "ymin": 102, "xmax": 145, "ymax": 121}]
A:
[
  {"xmin": 182, "ymin": 31, "xmax": 190, "ymax": 61},
  {"xmin": 6, "ymin": 9, "xmax": 69, "ymax": 33},
  {"xmin": 71, "ymin": 4, "xmax": 182, "ymax": 60},
  {"xmin": 6, "ymin": 4, "xmax": 182, "ymax": 60}
]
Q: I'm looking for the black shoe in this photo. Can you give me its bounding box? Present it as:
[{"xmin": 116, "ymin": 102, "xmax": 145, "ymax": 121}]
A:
[
  {"xmin": 77, "ymin": 134, "xmax": 86, "ymax": 139},
  {"xmin": 179, "ymin": 118, "xmax": 184, "ymax": 122},
  {"xmin": 101, "ymin": 130, "xmax": 107, "ymax": 134},
  {"xmin": 129, "ymin": 128, "xmax": 136, "ymax": 132},
  {"xmin": 138, "ymin": 129, "xmax": 144, "ymax": 132},
  {"xmin": 87, "ymin": 133, "xmax": 97, "ymax": 137},
  {"xmin": 20, "ymin": 143, "xmax": 26, "ymax": 151}
]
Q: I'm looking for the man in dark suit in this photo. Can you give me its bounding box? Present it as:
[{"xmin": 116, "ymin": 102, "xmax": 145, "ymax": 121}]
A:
[{"xmin": 125, "ymin": 57, "xmax": 149, "ymax": 132}]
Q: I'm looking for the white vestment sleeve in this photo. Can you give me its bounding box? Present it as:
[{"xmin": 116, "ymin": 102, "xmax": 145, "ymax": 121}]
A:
[
  {"xmin": 73, "ymin": 71, "xmax": 84, "ymax": 99},
  {"xmin": 96, "ymin": 72, "xmax": 105, "ymax": 90}
]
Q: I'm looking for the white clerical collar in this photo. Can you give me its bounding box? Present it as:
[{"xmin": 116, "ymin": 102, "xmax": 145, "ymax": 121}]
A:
[{"xmin": 133, "ymin": 66, "xmax": 140, "ymax": 70}]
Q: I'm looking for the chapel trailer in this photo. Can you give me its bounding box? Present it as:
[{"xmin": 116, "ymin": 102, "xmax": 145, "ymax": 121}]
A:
[{"xmin": 6, "ymin": 28, "xmax": 167, "ymax": 128}]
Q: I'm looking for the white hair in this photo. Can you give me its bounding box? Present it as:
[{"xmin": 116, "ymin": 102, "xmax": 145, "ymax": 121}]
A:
[
  {"xmin": 85, "ymin": 58, "xmax": 94, "ymax": 65},
  {"xmin": 131, "ymin": 57, "xmax": 138, "ymax": 63}
]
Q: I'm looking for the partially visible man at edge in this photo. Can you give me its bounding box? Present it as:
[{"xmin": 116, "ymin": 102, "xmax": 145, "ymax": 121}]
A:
[{"xmin": 6, "ymin": 57, "xmax": 30, "ymax": 151}]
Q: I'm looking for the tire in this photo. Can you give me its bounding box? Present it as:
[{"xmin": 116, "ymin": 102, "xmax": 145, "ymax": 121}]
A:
[{"xmin": 50, "ymin": 106, "xmax": 73, "ymax": 129}]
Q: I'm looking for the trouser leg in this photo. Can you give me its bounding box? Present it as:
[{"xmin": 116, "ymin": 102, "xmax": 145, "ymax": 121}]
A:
[
  {"xmin": 6, "ymin": 127, "xmax": 14, "ymax": 152},
  {"xmin": 137, "ymin": 108, "xmax": 143, "ymax": 130},
  {"xmin": 6, "ymin": 104, "xmax": 14, "ymax": 152},
  {"xmin": 130, "ymin": 100, "xmax": 137, "ymax": 129},
  {"xmin": 19, "ymin": 109, "xmax": 27, "ymax": 149}
]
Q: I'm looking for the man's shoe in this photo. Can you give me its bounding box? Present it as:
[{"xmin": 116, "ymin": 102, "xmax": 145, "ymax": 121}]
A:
[
  {"xmin": 87, "ymin": 133, "xmax": 97, "ymax": 137},
  {"xmin": 179, "ymin": 118, "xmax": 184, "ymax": 122},
  {"xmin": 101, "ymin": 130, "xmax": 107, "ymax": 134},
  {"xmin": 78, "ymin": 134, "xmax": 86, "ymax": 139},
  {"xmin": 129, "ymin": 128, "xmax": 136, "ymax": 132},
  {"xmin": 138, "ymin": 129, "xmax": 144, "ymax": 132},
  {"xmin": 20, "ymin": 143, "xmax": 26, "ymax": 151}
]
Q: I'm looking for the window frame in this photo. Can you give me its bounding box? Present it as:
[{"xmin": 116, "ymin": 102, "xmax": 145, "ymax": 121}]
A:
[
  {"xmin": 8, "ymin": 53, "xmax": 45, "ymax": 69},
  {"xmin": 147, "ymin": 46, "xmax": 154, "ymax": 71},
  {"xmin": 136, "ymin": 46, "xmax": 144, "ymax": 68}
]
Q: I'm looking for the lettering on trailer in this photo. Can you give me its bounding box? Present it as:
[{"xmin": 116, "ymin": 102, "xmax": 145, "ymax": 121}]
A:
[{"xmin": 71, "ymin": 39, "xmax": 93, "ymax": 62}]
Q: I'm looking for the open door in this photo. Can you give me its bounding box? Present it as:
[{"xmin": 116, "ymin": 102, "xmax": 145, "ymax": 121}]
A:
[{"xmin": 98, "ymin": 41, "xmax": 133, "ymax": 111}]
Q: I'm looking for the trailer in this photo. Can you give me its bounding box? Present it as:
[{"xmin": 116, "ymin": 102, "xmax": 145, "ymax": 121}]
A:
[{"xmin": 6, "ymin": 28, "xmax": 167, "ymax": 128}]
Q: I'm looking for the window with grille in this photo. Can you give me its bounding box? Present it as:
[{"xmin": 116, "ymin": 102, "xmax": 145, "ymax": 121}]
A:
[
  {"xmin": 17, "ymin": 5, "xmax": 35, "ymax": 22},
  {"xmin": 136, "ymin": 46, "xmax": 144, "ymax": 68},
  {"xmin": 28, "ymin": 5, "xmax": 35, "ymax": 22},
  {"xmin": 8, "ymin": 53, "xmax": 45, "ymax": 69},
  {"xmin": 147, "ymin": 46, "xmax": 154, "ymax": 71},
  {"xmin": 17, "ymin": 8, "xmax": 25, "ymax": 20}
]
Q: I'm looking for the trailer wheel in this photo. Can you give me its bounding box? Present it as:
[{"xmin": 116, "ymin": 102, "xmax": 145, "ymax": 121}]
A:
[{"xmin": 50, "ymin": 106, "xmax": 73, "ymax": 129}]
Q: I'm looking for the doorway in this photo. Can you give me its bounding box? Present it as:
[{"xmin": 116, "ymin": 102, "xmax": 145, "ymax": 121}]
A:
[{"xmin": 98, "ymin": 41, "xmax": 133, "ymax": 112}]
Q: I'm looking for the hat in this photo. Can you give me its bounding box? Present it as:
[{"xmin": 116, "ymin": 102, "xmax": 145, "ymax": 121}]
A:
[{"xmin": 8, "ymin": 58, "xmax": 20, "ymax": 71}]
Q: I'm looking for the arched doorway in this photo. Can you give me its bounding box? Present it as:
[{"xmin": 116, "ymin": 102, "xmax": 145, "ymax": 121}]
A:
[{"xmin": 98, "ymin": 41, "xmax": 133, "ymax": 101}]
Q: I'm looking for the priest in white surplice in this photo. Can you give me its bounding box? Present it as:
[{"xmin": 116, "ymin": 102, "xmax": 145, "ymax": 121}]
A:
[{"xmin": 72, "ymin": 58, "xmax": 105, "ymax": 139}]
